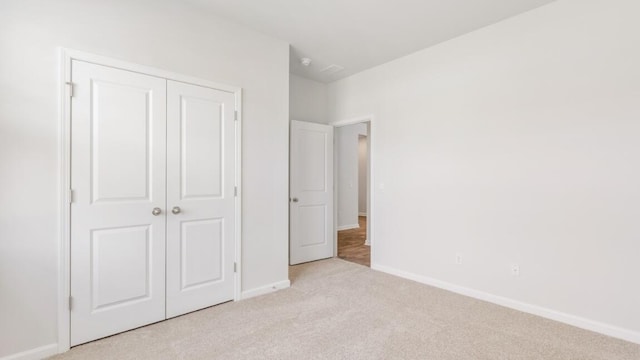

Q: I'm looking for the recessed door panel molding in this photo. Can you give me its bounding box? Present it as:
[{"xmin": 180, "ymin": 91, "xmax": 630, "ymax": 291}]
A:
[
  {"xmin": 166, "ymin": 80, "xmax": 236, "ymax": 319},
  {"xmin": 299, "ymin": 205, "xmax": 327, "ymax": 247},
  {"xmin": 91, "ymin": 225, "xmax": 151, "ymax": 311},
  {"xmin": 180, "ymin": 218, "xmax": 224, "ymax": 290},
  {"xmin": 298, "ymin": 130, "xmax": 327, "ymax": 192},
  {"xmin": 70, "ymin": 60, "xmax": 167, "ymax": 346},
  {"xmin": 290, "ymin": 120, "xmax": 334, "ymax": 265},
  {"xmin": 91, "ymin": 81, "xmax": 152, "ymax": 203},
  {"xmin": 180, "ymin": 95, "xmax": 223, "ymax": 199}
]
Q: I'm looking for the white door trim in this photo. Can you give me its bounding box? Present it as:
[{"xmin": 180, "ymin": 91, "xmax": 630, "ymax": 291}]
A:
[
  {"xmin": 57, "ymin": 48, "xmax": 243, "ymax": 353},
  {"xmin": 330, "ymin": 115, "xmax": 375, "ymax": 257}
]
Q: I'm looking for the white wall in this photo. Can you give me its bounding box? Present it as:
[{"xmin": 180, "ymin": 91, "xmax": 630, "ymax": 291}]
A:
[
  {"xmin": 336, "ymin": 123, "xmax": 367, "ymax": 229},
  {"xmin": 358, "ymin": 135, "xmax": 368, "ymax": 215},
  {"xmin": 0, "ymin": 0, "xmax": 289, "ymax": 357},
  {"xmin": 329, "ymin": 0, "xmax": 640, "ymax": 342},
  {"xmin": 290, "ymin": 74, "xmax": 328, "ymax": 124}
]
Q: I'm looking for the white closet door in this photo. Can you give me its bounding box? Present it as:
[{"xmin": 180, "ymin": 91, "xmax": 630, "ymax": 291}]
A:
[
  {"xmin": 70, "ymin": 61, "xmax": 167, "ymax": 346},
  {"xmin": 166, "ymin": 80, "xmax": 236, "ymax": 318}
]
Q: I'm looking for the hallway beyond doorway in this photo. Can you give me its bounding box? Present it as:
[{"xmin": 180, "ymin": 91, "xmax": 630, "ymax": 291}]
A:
[{"xmin": 337, "ymin": 216, "xmax": 370, "ymax": 267}]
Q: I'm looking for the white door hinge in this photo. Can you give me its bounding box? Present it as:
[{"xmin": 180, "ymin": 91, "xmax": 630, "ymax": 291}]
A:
[
  {"xmin": 66, "ymin": 82, "xmax": 74, "ymax": 98},
  {"xmin": 234, "ymin": 110, "xmax": 238, "ymax": 121},
  {"xmin": 234, "ymin": 262, "xmax": 237, "ymax": 273},
  {"xmin": 69, "ymin": 296, "xmax": 73, "ymax": 311},
  {"xmin": 68, "ymin": 189, "xmax": 74, "ymax": 204},
  {"xmin": 234, "ymin": 186, "xmax": 238, "ymax": 197}
]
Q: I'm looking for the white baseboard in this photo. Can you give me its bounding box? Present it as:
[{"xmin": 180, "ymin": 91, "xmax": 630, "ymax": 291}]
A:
[
  {"xmin": 337, "ymin": 223, "xmax": 359, "ymax": 231},
  {"xmin": 358, "ymin": 212, "xmax": 367, "ymax": 217},
  {"xmin": 240, "ymin": 279, "xmax": 290, "ymax": 300},
  {"xmin": 0, "ymin": 343, "xmax": 58, "ymax": 360},
  {"xmin": 371, "ymin": 263, "xmax": 640, "ymax": 345}
]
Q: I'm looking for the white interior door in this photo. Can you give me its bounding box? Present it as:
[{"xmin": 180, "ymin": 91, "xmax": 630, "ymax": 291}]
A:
[
  {"xmin": 70, "ymin": 61, "xmax": 167, "ymax": 346},
  {"xmin": 165, "ymin": 80, "xmax": 236, "ymax": 318},
  {"xmin": 290, "ymin": 120, "xmax": 334, "ymax": 265}
]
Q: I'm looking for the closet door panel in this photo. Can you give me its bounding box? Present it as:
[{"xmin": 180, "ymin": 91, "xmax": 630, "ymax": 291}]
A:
[
  {"xmin": 70, "ymin": 60, "xmax": 167, "ymax": 346},
  {"xmin": 166, "ymin": 80, "xmax": 236, "ymax": 318}
]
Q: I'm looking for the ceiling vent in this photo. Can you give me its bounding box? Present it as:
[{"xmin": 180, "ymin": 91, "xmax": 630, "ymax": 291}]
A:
[{"xmin": 319, "ymin": 64, "xmax": 344, "ymax": 74}]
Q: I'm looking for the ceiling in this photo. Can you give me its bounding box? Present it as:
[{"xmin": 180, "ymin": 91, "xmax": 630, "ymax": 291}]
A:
[{"xmin": 186, "ymin": 0, "xmax": 555, "ymax": 83}]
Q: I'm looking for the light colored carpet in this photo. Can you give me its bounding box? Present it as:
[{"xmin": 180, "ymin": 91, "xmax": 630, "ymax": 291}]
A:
[{"xmin": 51, "ymin": 258, "xmax": 640, "ymax": 360}]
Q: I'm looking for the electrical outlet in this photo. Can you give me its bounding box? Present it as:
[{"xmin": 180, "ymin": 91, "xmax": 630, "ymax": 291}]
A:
[
  {"xmin": 455, "ymin": 253, "xmax": 462, "ymax": 265},
  {"xmin": 511, "ymin": 264, "xmax": 520, "ymax": 277}
]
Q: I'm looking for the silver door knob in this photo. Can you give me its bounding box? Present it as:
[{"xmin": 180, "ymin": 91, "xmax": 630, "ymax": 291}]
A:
[
  {"xmin": 152, "ymin": 207, "xmax": 162, "ymax": 216},
  {"xmin": 291, "ymin": 198, "xmax": 299, "ymax": 203},
  {"xmin": 172, "ymin": 206, "xmax": 181, "ymax": 214}
]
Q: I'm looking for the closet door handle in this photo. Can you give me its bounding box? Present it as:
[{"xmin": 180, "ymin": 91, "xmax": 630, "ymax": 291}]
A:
[
  {"xmin": 152, "ymin": 207, "xmax": 162, "ymax": 216},
  {"xmin": 172, "ymin": 206, "xmax": 181, "ymax": 214}
]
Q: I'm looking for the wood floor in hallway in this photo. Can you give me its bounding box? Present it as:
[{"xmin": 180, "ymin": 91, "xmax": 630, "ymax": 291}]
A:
[{"xmin": 337, "ymin": 216, "xmax": 370, "ymax": 267}]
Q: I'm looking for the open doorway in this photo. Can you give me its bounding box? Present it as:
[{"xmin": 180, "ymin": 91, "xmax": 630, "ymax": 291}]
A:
[{"xmin": 334, "ymin": 121, "xmax": 371, "ymax": 267}]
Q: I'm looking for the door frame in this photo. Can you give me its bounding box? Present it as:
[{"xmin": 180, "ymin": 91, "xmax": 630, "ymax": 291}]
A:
[
  {"xmin": 57, "ymin": 48, "xmax": 243, "ymax": 353},
  {"xmin": 330, "ymin": 115, "xmax": 375, "ymax": 260}
]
